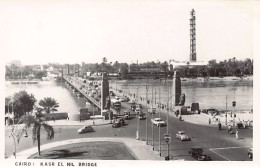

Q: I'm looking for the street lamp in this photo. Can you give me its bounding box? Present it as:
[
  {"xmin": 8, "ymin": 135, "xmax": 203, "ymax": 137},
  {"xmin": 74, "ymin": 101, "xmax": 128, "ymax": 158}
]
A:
[
  {"xmin": 92, "ymin": 103, "xmax": 95, "ymax": 125},
  {"xmin": 165, "ymin": 94, "xmax": 175, "ymax": 160},
  {"xmin": 136, "ymin": 79, "xmax": 139, "ymax": 140},
  {"xmin": 158, "ymin": 78, "xmax": 161, "ymax": 156},
  {"xmin": 145, "ymin": 78, "xmax": 148, "ymax": 145}
]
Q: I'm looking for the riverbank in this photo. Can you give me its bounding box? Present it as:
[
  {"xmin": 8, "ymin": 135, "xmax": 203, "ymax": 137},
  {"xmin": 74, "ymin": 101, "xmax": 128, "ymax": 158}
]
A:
[{"xmin": 110, "ymin": 87, "xmax": 253, "ymax": 128}]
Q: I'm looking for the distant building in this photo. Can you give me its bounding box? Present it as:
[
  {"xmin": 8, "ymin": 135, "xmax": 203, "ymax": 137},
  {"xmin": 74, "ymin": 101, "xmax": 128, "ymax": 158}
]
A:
[
  {"xmin": 6, "ymin": 60, "xmax": 21, "ymax": 66},
  {"xmin": 129, "ymin": 63, "xmax": 162, "ymax": 73}
]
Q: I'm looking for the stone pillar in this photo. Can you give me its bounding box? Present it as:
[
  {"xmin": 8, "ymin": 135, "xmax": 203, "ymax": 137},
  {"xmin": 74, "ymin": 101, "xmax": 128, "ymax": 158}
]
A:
[
  {"xmin": 101, "ymin": 72, "xmax": 109, "ymax": 110},
  {"xmin": 172, "ymin": 71, "xmax": 181, "ymax": 106}
]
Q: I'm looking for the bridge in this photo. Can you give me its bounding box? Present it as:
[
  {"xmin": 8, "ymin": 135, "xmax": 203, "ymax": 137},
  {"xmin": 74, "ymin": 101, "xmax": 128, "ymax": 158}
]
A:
[{"xmin": 63, "ymin": 76, "xmax": 101, "ymax": 109}]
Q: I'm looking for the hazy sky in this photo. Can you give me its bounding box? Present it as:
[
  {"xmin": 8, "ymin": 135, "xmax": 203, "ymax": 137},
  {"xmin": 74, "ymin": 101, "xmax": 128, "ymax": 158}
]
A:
[{"xmin": 0, "ymin": 0, "xmax": 258, "ymax": 65}]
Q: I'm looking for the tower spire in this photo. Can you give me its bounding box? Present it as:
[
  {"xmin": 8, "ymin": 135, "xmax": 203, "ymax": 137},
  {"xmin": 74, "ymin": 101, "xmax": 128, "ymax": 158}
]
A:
[{"xmin": 190, "ymin": 9, "xmax": 196, "ymax": 62}]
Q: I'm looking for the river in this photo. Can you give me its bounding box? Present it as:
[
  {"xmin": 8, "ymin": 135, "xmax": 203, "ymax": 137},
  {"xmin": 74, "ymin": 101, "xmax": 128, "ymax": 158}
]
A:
[
  {"xmin": 110, "ymin": 77, "xmax": 253, "ymax": 111},
  {"xmin": 5, "ymin": 77, "xmax": 253, "ymax": 114}
]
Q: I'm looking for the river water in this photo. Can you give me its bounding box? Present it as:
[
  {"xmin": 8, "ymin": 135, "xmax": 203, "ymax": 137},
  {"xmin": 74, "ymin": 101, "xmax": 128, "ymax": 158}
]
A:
[
  {"xmin": 110, "ymin": 78, "xmax": 253, "ymax": 111},
  {"xmin": 5, "ymin": 77, "xmax": 253, "ymax": 114}
]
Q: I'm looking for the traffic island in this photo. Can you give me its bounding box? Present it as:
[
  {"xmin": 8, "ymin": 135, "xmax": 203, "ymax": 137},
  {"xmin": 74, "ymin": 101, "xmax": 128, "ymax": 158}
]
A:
[{"xmin": 29, "ymin": 141, "xmax": 136, "ymax": 160}]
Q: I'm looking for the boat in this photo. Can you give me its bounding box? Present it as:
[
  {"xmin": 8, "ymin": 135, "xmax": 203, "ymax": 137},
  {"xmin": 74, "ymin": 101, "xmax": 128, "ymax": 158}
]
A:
[{"xmin": 27, "ymin": 81, "xmax": 38, "ymax": 84}]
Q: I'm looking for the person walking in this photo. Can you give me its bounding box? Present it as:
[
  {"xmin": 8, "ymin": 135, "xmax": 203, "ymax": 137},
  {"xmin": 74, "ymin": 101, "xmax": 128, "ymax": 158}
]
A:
[{"xmin": 236, "ymin": 130, "xmax": 239, "ymax": 140}]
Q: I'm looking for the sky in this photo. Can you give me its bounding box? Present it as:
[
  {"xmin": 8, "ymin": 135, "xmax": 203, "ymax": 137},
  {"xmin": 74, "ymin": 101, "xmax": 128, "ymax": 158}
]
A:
[{"xmin": 0, "ymin": 0, "xmax": 258, "ymax": 65}]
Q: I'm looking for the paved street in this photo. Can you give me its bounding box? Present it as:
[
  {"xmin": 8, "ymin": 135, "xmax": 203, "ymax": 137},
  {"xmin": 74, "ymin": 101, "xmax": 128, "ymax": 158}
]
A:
[{"xmin": 5, "ymin": 101, "xmax": 252, "ymax": 161}]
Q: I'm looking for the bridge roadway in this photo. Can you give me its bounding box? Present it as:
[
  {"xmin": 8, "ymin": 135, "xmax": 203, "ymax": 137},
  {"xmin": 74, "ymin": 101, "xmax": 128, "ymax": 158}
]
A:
[{"xmin": 63, "ymin": 76, "xmax": 101, "ymax": 109}]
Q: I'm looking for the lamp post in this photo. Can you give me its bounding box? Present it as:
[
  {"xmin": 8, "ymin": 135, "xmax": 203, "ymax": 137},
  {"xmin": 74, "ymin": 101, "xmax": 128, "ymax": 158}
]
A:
[
  {"xmin": 166, "ymin": 94, "xmax": 175, "ymax": 160},
  {"xmin": 136, "ymin": 79, "xmax": 140, "ymax": 140},
  {"xmin": 145, "ymin": 78, "xmax": 148, "ymax": 145},
  {"xmin": 151, "ymin": 83, "xmax": 155, "ymax": 150},
  {"xmin": 158, "ymin": 78, "xmax": 161, "ymax": 156},
  {"xmin": 225, "ymin": 95, "xmax": 228, "ymax": 125},
  {"xmin": 93, "ymin": 103, "xmax": 95, "ymax": 125}
]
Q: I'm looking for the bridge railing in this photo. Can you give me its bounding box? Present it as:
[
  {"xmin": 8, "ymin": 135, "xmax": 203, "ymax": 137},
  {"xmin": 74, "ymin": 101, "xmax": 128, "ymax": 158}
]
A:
[{"xmin": 63, "ymin": 77, "xmax": 101, "ymax": 109}]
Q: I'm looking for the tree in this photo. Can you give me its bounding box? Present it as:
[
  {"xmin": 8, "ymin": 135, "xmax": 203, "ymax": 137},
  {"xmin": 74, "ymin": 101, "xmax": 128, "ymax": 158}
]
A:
[
  {"xmin": 19, "ymin": 109, "xmax": 54, "ymax": 155},
  {"xmin": 38, "ymin": 97, "xmax": 59, "ymax": 114},
  {"xmin": 12, "ymin": 91, "xmax": 37, "ymax": 117}
]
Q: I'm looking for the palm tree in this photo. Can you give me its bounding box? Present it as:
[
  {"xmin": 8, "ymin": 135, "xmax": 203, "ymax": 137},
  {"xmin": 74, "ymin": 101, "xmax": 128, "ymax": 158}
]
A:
[
  {"xmin": 38, "ymin": 97, "xmax": 59, "ymax": 114},
  {"xmin": 18, "ymin": 108, "xmax": 54, "ymax": 155}
]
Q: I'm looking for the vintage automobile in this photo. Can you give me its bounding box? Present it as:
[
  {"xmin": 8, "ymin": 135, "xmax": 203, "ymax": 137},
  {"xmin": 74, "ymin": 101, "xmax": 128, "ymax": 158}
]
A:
[
  {"xmin": 123, "ymin": 111, "xmax": 131, "ymax": 120},
  {"xmin": 128, "ymin": 100, "xmax": 135, "ymax": 105},
  {"xmin": 248, "ymin": 148, "xmax": 253, "ymax": 159},
  {"xmin": 77, "ymin": 126, "xmax": 94, "ymax": 134},
  {"xmin": 138, "ymin": 113, "xmax": 146, "ymax": 120},
  {"xmin": 136, "ymin": 104, "xmax": 142, "ymax": 109},
  {"xmin": 151, "ymin": 118, "xmax": 167, "ymax": 127},
  {"xmin": 112, "ymin": 121, "xmax": 121, "ymax": 128},
  {"xmin": 176, "ymin": 131, "xmax": 191, "ymax": 141},
  {"xmin": 131, "ymin": 105, "xmax": 136, "ymax": 111},
  {"xmin": 119, "ymin": 97, "xmax": 128, "ymax": 102},
  {"xmin": 188, "ymin": 148, "xmax": 211, "ymax": 161},
  {"xmin": 148, "ymin": 107, "xmax": 156, "ymax": 114}
]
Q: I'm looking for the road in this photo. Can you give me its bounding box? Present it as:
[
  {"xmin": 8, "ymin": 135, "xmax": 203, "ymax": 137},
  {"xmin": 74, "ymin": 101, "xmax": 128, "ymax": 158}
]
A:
[{"xmin": 5, "ymin": 101, "xmax": 252, "ymax": 161}]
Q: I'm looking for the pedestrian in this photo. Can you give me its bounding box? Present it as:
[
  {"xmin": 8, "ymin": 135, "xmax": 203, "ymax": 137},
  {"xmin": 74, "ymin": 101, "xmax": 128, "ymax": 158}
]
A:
[
  {"xmin": 236, "ymin": 130, "xmax": 239, "ymax": 140},
  {"xmin": 209, "ymin": 118, "xmax": 211, "ymax": 125},
  {"xmin": 228, "ymin": 125, "xmax": 231, "ymax": 133}
]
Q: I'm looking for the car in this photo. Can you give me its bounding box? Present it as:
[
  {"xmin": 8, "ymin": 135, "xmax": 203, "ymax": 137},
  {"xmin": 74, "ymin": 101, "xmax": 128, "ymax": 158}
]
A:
[
  {"xmin": 189, "ymin": 148, "xmax": 211, "ymax": 161},
  {"xmin": 77, "ymin": 126, "xmax": 94, "ymax": 134},
  {"xmin": 136, "ymin": 104, "xmax": 142, "ymax": 109},
  {"xmin": 248, "ymin": 148, "xmax": 253, "ymax": 158},
  {"xmin": 128, "ymin": 100, "xmax": 135, "ymax": 105},
  {"xmin": 123, "ymin": 111, "xmax": 131, "ymax": 120},
  {"xmin": 117, "ymin": 118, "xmax": 126, "ymax": 126},
  {"xmin": 131, "ymin": 105, "xmax": 136, "ymax": 111},
  {"xmin": 176, "ymin": 131, "xmax": 191, "ymax": 141},
  {"xmin": 148, "ymin": 107, "xmax": 156, "ymax": 114},
  {"xmin": 151, "ymin": 118, "xmax": 167, "ymax": 127},
  {"xmin": 138, "ymin": 113, "xmax": 146, "ymax": 120},
  {"xmin": 119, "ymin": 97, "xmax": 128, "ymax": 102},
  {"xmin": 112, "ymin": 122, "xmax": 121, "ymax": 128}
]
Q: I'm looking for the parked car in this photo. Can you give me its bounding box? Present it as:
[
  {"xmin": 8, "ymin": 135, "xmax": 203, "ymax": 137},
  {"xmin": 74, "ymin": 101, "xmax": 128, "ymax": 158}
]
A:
[
  {"xmin": 248, "ymin": 148, "xmax": 253, "ymax": 159},
  {"xmin": 77, "ymin": 126, "xmax": 94, "ymax": 134},
  {"xmin": 176, "ymin": 131, "xmax": 191, "ymax": 141},
  {"xmin": 148, "ymin": 107, "xmax": 156, "ymax": 114},
  {"xmin": 151, "ymin": 118, "xmax": 167, "ymax": 127},
  {"xmin": 188, "ymin": 148, "xmax": 211, "ymax": 161}
]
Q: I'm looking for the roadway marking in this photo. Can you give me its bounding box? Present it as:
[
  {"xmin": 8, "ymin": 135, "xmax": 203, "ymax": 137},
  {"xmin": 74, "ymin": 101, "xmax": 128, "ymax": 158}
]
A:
[
  {"xmin": 209, "ymin": 146, "xmax": 252, "ymax": 161},
  {"xmin": 209, "ymin": 149, "xmax": 231, "ymax": 161},
  {"xmin": 210, "ymin": 146, "xmax": 252, "ymax": 150}
]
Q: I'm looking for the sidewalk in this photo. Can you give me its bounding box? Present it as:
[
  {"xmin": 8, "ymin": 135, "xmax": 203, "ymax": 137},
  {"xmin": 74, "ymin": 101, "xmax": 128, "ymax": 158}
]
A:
[
  {"xmin": 47, "ymin": 118, "xmax": 112, "ymax": 126},
  {"xmin": 9, "ymin": 137, "xmax": 164, "ymax": 160}
]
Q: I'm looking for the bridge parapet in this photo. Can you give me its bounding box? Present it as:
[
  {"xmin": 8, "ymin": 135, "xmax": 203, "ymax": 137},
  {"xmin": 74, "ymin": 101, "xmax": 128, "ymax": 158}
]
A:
[{"xmin": 63, "ymin": 76, "xmax": 101, "ymax": 109}]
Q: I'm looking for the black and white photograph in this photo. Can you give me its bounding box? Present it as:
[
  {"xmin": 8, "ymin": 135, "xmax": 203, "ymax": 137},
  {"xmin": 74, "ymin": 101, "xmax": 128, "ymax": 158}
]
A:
[{"xmin": 1, "ymin": 0, "xmax": 259, "ymax": 167}]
